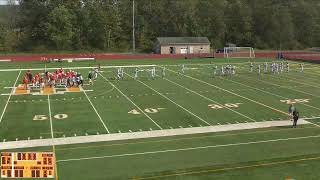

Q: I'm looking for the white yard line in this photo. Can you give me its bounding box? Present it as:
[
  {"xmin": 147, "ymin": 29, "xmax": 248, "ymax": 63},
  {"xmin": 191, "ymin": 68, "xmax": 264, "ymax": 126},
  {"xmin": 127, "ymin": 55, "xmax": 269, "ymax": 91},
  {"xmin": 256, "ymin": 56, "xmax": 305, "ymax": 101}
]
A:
[
  {"xmin": 217, "ymin": 75, "xmax": 320, "ymax": 111},
  {"xmin": 47, "ymin": 95, "xmax": 54, "ymax": 138},
  {"xmin": 160, "ymin": 75, "xmax": 255, "ymax": 122},
  {"xmin": 124, "ymin": 72, "xmax": 212, "ymax": 126},
  {"xmin": 0, "ymin": 70, "xmax": 21, "ymax": 123},
  {"xmin": 0, "ymin": 120, "xmax": 311, "ymax": 150},
  {"xmin": 57, "ymin": 133, "xmax": 320, "ymax": 162},
  {"xmin": 99, "ymin": 72, "xmax": 163, "ymax": 130},
  {"xmin": 83, "ymin": 90, "xmax": 110, "ymax": 133},
  {"xmin": 166, "ymin": 68, "xmax": 288, "ymax": 116},
  {"xmin": 243, "ymin": 74, "xmax": 320, "ymax": 98}
]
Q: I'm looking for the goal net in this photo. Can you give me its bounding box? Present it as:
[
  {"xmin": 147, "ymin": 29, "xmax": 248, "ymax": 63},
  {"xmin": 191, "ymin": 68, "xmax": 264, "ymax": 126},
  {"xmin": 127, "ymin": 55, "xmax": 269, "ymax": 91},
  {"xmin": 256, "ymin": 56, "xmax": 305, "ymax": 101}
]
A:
[{"xmin": 224, "ymin": 47, "xmax": 255, "ymax": 58}]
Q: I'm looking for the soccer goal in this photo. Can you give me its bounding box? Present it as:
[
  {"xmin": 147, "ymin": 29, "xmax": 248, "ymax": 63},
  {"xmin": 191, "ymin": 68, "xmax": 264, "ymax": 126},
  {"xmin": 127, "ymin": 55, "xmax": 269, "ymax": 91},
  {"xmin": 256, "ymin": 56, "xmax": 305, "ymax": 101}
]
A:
[{"xmin": 224, "ymin": 47, "xmax": 255, "ymax": 58}]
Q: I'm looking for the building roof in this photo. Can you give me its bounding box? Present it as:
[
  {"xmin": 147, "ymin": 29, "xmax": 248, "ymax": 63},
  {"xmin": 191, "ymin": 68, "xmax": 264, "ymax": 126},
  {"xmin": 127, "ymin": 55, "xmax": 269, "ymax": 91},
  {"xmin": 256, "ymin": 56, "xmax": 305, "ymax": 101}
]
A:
[{"xmin": 157, "ymin": 37, "xmax": 210, "ymax": 45}]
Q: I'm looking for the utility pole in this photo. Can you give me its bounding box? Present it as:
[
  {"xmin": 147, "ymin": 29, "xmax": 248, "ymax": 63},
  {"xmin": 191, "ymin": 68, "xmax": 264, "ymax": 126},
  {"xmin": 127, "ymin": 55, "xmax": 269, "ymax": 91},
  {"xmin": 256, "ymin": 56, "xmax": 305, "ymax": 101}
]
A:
[{"xmin": 132, "ymin": 0, "xmax": 135, "ymax": 53}]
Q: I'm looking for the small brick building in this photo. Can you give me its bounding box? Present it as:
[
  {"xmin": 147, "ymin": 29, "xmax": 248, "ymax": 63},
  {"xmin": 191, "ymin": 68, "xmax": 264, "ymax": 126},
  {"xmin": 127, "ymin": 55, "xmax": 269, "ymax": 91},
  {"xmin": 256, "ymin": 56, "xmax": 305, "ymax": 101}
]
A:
[{"xmin": 154, "ymin": 37, "xmax": 211, "ymax": 54}]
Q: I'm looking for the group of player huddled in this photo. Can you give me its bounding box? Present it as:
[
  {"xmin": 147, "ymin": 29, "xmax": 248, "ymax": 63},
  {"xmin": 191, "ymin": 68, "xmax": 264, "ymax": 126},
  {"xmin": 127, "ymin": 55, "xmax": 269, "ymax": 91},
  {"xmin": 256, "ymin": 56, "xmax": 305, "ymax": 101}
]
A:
[
  {"xmin": 250, "ymin": 61, "xmax": 304, "ymax": 75},
  {"xmin": 22, "ymin": 68, "xmax": 93, "ymax": 90}
]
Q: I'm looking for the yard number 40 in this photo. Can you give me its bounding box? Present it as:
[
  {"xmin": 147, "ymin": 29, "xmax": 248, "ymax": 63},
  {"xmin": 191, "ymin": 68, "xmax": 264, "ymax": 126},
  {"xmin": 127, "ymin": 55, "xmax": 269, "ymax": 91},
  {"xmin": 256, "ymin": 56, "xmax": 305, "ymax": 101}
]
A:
[{"xmin": 128, "ymin": 108, "xmax": 164, "ymax": 115}]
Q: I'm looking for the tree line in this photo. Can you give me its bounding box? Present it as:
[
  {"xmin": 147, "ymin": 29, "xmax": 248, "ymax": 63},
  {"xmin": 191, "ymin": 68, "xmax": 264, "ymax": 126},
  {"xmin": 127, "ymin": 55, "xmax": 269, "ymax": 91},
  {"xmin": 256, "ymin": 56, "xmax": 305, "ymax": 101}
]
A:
[{"xmin": 0, "ymin": 0, "xmax": 319, "ymax": 53}]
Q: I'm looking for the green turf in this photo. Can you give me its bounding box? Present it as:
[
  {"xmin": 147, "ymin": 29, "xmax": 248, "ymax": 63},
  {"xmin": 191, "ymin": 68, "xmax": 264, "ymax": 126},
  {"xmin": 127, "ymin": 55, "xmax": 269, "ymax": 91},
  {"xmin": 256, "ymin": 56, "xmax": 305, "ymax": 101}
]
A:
[{"xmin": 0, "ymin": 58, "xmax": 320, "ymax": 179}]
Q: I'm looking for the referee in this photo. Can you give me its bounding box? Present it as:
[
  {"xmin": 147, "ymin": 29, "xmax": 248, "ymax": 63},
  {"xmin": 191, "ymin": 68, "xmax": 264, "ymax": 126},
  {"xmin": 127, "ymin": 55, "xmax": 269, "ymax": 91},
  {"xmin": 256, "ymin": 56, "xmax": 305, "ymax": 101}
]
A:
[{"xmin": 292, "ymin": 111, "xmax": 299, "ymax": 128}]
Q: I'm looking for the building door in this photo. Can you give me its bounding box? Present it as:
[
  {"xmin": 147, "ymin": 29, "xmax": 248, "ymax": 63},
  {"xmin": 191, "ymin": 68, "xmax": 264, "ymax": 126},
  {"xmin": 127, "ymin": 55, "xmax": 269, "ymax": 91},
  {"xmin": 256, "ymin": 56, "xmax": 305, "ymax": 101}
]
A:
[
  {"xmin": 189, "ymin": 46, "xmax": 194, "ymax": 54},
  {"xmin": 169, "ymin": 47, "xmax": 175, "ymax": 54}
]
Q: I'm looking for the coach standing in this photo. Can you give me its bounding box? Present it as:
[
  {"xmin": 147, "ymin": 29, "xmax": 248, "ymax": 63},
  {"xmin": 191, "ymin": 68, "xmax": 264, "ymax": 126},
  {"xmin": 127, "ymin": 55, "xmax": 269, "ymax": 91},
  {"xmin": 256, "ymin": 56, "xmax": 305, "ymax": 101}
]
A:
[{"xmin": 293, "ymin": 111, "xmax": 299, "ymax": 128}]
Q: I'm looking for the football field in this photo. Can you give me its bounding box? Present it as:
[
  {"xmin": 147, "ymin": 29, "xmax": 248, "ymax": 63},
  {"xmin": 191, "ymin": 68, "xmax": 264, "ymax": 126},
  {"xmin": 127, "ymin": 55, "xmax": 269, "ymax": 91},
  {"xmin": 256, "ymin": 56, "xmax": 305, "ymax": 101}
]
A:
[{"xmin": 1, "ymin": 58, "xmax": 320, "ymax": 179}]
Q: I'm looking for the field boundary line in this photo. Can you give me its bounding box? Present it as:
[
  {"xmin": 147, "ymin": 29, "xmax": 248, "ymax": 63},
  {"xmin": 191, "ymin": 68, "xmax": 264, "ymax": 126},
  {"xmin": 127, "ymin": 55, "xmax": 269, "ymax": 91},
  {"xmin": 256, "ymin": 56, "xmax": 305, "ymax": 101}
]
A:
[
  {"xmin": 0, "ymin": 120, "xmax": 311, "ymax": 150},
  {"xmin": 83, "ymin": 90, "xmax": 110, "ymax": 133},
  {"xmin": 124, "ymin": 72, "xmax": 212, "ymax": 126},
  {"xmin": 56, "ymin": 126, "xmax": 318, "ymax": 152},
  {"xmin": 167, "ymin": 68, "xmax": 288, "ymax": 116},
  {"xmin": 0, "ymin": 70, "xmax": 21, "ymax": 123},
  {"xmin": 132, "ymin": 156, "xmax": 320, "ymax": 180},
  {"xmin": 99, "ymin": 72, "xmax": 163, "ymax": 130},
  {"xmin": 57, "ymin": 133, "xmax": 319, "ymax": 163},
  {"xmin": 160, "ymin": 74, "xmax": 255, "ymax": 122}
]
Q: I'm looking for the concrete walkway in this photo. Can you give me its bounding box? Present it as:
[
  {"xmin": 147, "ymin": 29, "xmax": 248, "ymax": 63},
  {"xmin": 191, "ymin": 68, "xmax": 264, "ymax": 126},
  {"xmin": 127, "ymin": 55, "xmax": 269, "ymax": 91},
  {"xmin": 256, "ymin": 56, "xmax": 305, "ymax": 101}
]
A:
[{"xmin": 0, "ymin": 120, "xmax": 311, "ymax": 150}]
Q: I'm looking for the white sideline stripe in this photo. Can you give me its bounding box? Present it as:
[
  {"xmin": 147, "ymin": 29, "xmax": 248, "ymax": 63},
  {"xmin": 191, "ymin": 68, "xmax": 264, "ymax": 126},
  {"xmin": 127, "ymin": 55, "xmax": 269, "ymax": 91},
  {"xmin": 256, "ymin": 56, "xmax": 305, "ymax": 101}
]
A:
[
  {"xmin": 47, "ymin": 95, "xmax": 54, "ymax": 138},
  {"xmin": 0, "ymin": 70, "xmax": 21, "ymax": 123},
  {"xmin": 124, "ymin": 72, "xmax": 212, "ymax": 126},
  {"xmin": 57, "ymin": 134, "xmax": 320, "ymax": 163},
  {"xmin": 99, "ymin": 72, "xmax": 163, "ymax": 130},
  {"xmin": 0, "ymin": 120, "xmax": 311, "ymax": 150},
  {"xmin": 304, "ymin": 117, "xmax": 320, "ymax": 120},
  {"xmin": 161, "ymin": 75, "xmax": 255, "ymax": 122},
  {"xmin": 167, "ymin": 68, "xmax": 288, "ymax": 116},
  {"xmin": 83, "ymin": 90, "xmax": 110, "ymax": 133},
  {"xmin": 0, "ymin": 59, "xmax": 11, "ymax": 62},
  {"xmin": 0, "ymin": 65, "xmax": 157, "ymax": 72}
]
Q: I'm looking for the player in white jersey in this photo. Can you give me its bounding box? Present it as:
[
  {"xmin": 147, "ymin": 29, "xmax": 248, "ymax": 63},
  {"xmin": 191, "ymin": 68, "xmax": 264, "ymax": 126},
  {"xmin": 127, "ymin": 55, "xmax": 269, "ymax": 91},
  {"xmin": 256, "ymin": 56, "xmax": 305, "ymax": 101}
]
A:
[
  {"xmin": 213, "ymin": 65, "xmax": 218, "ymax": 77},
  {"xmin": 287, "ymin": 62, "xmax": 290, "ymax": 72},
  {"xmin": 93, "ymin": 68, "xmax": 98, "ymax": 80},
  {"xmin": 221, "ymin": 66, "xmax": 225, "ymax": 76},
  {"xmin": 250, "ymin": 63, "xmax": 253, "ymax": 72},
  {"xmin": 257, "ymin": 64, "xmax": 261, "ymax": 75},
  {"xmin": 162, "ymin": 67, "xmax": 166, "ymax": 78},
  {"xmin": 150, "ymin": 67, "xmax": 156, "ymax": 80},
  {"xmin": 116, "ymin": 68, "xmax": 121, "ymax": 80},
  {"xmin": 134, "ymin": 68, "xmax": 139, "ymax": 80},
  {"xmin": 264, "ymin": 62, "xmax": 268, "ymax": 73},
  {"xmin": 231, "ymin": 66, "xmax": 235, "ymax": 75},
  {"xmin": 300, "ymin": 63, "xmax": 304, "ymax": 72}
]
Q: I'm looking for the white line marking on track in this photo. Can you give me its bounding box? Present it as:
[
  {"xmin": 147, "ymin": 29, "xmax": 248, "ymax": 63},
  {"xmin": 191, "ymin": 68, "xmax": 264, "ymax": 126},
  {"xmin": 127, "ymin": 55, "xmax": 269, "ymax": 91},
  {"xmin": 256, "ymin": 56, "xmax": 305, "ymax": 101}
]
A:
[
  {"xmin": 0, "ymin": 70, "xmax": 21, "ymax": 123},
  {"xmin": 57, "ymin": 134, "xmax": 320, "ymax": 163},
  {"xmin": 99, "ymin": 72, "xmax": 163, "ymax": 130},
  {"xmin": 83, "ymin": 90, "xmax": 110, "ymax": 133}
]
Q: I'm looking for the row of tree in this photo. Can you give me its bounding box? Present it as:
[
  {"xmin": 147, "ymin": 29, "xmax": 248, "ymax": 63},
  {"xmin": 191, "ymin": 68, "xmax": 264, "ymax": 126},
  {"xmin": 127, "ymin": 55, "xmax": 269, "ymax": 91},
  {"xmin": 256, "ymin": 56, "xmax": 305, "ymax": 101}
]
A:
[{"xmin": 0, "ymin": 0, "xmax": 319, "ymax": 52}]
